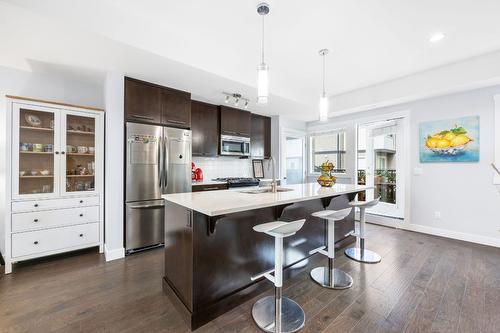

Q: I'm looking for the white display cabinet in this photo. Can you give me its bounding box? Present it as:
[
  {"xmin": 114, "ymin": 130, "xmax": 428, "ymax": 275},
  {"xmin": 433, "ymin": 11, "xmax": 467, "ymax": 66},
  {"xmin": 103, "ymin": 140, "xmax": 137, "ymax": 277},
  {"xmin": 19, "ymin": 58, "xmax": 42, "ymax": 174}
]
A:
[{"xmin": 1, "ymin": 96, "xmax": 104, "ymax": 274}]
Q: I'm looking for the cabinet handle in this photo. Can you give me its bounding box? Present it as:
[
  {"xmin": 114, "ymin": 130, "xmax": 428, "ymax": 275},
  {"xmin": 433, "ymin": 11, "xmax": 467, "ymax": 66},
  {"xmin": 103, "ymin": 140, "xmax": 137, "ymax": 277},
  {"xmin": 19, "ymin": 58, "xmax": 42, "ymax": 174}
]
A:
[
  {"xmin": 79, "ymin": 234, "xmax": 84, "ymax": 237},
  {"xmin": 79, "ymin": 200, "xmax": 84, "ymax": 203},
  {"xmin": 34, "ymin": 204, "xmax": 39, "ymax": 207},
  {"xmin": 34, "ymin": 241, "xmax": 39, "ymax": 245},
  {"xmin": 61, "ymin": 151, "xmax": 65, "ymax": 155},
  {"xmin": 55, "ymin": 151, "xmax": 59, "ymax": 155},
  {"xmin": 166, "ymin": 119, "xmax": 186, "ymax": 124},
  {"xmin": 79, "ymin": 213, "xmax": 83, "ymax": 217},
  {"xmin": 203, "ymin": 187, "xmax": 222, "ymax": 191},
  {"xmin": 130, "ymin": 114, "xmax": 154, "ymax": 120},
  {"xmin": 33, "ymin": 219, "xmax": 39, "ymax": 223}
]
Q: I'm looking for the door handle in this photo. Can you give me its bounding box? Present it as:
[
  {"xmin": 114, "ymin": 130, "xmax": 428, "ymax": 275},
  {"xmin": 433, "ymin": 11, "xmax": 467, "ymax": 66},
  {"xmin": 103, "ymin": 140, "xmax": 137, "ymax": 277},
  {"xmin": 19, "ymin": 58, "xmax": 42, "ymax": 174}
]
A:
[{"xmin": 129, "ymin": 204, "xmax": 165, "ymax": 209}]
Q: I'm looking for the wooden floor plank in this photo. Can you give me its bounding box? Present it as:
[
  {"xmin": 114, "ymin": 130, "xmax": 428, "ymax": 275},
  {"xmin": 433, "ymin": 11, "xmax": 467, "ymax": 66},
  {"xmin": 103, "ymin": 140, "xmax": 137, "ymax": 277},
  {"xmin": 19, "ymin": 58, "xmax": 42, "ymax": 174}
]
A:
[{"xmin": 2, "ymin": 223, "xmax": 500, "ymax": 333}]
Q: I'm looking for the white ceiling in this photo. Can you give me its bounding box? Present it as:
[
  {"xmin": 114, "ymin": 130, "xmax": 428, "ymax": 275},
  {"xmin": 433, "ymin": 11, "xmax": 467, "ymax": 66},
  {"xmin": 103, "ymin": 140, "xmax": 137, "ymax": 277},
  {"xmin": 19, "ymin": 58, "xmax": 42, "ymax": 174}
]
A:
[{"xmin": 2, "ymin": 0, "xmax": 500, "ymax": 121}]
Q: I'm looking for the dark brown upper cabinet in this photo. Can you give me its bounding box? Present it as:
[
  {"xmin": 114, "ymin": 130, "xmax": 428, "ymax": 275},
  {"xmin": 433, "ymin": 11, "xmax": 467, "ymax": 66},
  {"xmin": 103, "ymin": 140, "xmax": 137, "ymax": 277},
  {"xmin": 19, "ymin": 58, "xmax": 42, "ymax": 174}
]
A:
[
  {"xmin": 125, "ymin": 77, "xmax": 191, "ymax": 128},
  {"xmin": 125, "ymin": 78, "xmax": 161, "ymax": 124},
  {"xmin": 220, "ymin": 106, "xmax": 251, "ymax": 137},
  {"xmin": 191, "ymin": 101, "xmax": 219, "ymax": 157},
  {"xmin": 161, "ymin": 88, "xmax": 191, "ymax": 128},
  {"xmin": 251, "ymin": 114, "xmax": 271, "ymax": 159}
]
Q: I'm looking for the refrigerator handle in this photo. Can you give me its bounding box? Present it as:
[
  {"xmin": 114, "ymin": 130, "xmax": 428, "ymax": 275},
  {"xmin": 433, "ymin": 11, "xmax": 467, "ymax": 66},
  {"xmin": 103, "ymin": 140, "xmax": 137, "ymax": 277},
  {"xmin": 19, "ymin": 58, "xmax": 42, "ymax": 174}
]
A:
[
  {"xmin": 158, "ymin": 136, "xmax": 162, "ymax": 188},
  {"xmin": 164, "ymin": 136, "xmax": 169, "ymax": 191}
]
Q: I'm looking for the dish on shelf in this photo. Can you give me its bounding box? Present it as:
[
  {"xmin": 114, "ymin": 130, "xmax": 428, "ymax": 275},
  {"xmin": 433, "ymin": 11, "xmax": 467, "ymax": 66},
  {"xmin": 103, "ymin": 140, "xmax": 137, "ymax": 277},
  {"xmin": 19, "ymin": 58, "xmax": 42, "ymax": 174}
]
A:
[
  {"xmin": 40, "ymin": 169, "xmax": 50, "ymax": 176},
  {"xmin": 66, "ymin": 145, "xmax": 76, "ymax": 153},
  {"xmin": 24, "ymin": 113, "xmax": 42, "ymax": 127},
  {"xmin": 19, "ymin": 171, "xmax": 26, "ymax": 176},
  {"xmin": 32, "ymin": 143, "xmax": 43, "ymax": 152},
  {"xmin": 20, "ymin": 143, "xmax": 29, "ymax": 151},
  {"xmin": 43, "ymin": 144, "xmax": 53, "ymax": 152},
  {"xmin": 77, "ymin": 146, "xmax": 88, "ymax": 154},
  {"xmin": 88, "ymin": 147, "xmax": 95, "ymax": 154},
  {"xmin": 30, "ymin": 170, "xmax": 39, "ymax": 176}
]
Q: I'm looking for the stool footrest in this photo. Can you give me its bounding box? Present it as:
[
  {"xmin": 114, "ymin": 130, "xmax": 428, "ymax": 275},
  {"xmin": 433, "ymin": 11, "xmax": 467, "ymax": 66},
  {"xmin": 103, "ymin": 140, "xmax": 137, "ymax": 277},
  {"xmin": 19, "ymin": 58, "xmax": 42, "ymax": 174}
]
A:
[
  {"xmin": 251, "ymin": 268, "xmax": 276, "ymax": 284},
  {"xmin": 308, "ymin": 246, "xmax": 327, "ymax": 256}
]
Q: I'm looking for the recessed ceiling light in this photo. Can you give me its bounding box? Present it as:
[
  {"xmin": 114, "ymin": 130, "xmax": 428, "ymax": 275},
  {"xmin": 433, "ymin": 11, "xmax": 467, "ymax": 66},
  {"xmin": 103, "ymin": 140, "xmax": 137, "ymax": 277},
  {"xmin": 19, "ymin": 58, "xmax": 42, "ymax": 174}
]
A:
[{"xmin": 429, "ymin": 32, "xmax": 446, "ymax": 43}]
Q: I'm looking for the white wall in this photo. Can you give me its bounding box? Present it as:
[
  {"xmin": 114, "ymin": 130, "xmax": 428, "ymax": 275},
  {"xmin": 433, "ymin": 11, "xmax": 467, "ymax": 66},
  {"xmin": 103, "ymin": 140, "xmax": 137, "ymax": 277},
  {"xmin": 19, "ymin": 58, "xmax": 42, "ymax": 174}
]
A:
[
  {"xmin": 103, "ymin": 72, "xmax": 125, "ymax": 261},
  {"xmin": 309, "ymin": 86, "xmax": 500, "ymax": 247},
  {"xmin": 0, "ymin": 66, "xmax": 104, "ymax": 110}
]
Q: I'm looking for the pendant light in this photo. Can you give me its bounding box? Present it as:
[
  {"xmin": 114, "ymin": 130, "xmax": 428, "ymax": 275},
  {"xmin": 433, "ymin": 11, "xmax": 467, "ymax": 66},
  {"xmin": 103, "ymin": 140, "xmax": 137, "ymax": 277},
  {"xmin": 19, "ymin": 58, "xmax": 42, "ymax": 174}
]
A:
[
  {"xmin": 257, "ymin": 3, "xmax": 270, "ymax": 104},
  {"xmin": 319, "ymin": 49, "xmax": 329, "ymax": 122}
]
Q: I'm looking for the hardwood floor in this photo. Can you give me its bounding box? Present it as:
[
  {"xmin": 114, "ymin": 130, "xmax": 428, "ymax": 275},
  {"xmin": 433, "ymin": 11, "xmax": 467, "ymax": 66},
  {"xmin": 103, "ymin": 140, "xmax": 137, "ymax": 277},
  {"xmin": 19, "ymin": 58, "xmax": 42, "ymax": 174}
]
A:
[{"xmin": 1, "ymin": 224, "xmax": 500, "ymax": 332}]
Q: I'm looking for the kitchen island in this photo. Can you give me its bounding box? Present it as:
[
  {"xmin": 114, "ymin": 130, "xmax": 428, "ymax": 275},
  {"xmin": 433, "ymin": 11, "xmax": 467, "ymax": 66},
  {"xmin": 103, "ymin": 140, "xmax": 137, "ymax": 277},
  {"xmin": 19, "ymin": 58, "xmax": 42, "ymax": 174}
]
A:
[{"xmin": 162, "ymin": 183, "xmax": 369, "ymax": 330}]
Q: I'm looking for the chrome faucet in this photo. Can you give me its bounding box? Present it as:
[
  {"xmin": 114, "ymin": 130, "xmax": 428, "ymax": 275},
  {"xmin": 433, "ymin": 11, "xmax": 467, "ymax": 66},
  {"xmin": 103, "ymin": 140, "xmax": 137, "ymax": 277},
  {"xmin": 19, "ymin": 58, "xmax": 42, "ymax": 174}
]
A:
[{"xmin": 268, "ymin": 156, "xmax": 277, "ymax": 193}]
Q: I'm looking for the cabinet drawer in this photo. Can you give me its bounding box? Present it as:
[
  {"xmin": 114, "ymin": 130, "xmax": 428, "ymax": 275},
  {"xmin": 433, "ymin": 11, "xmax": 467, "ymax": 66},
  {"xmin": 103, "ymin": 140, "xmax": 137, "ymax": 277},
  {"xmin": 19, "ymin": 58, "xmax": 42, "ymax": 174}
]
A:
[
  {"xmin": 12, "ymin": 206, "xmax": 99, "ymax": 232},
  {"xmin": 11, "ymin": 222, "xmax": 99, "ymax": 258},
  {"xmin": 12, "ymin": 196, "xmax": 99, "ymax": 213}
]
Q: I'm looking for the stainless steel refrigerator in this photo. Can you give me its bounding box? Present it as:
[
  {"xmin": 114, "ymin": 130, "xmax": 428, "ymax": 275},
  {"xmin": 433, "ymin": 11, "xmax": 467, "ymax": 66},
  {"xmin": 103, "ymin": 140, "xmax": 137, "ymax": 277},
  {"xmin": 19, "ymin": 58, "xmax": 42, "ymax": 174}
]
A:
[{"xmin": 125, "ymin": 123, "xmax": 191, "ymax": 254}]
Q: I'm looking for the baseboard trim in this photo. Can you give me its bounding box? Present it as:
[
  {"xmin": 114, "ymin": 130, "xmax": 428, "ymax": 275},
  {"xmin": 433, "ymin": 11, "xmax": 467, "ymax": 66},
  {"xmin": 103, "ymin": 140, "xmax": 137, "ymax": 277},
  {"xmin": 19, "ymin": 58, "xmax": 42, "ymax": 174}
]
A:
[
  {"xmin": 356, "ymin": 212, "xmax": 401, "ymax": 229},
  {"xmin": 104, "ymin": 245, "xmax": 125, "ymax": 262},
  {"xmin": 400, "ymin": 223, "xmax": 500, "ymax": 248}
]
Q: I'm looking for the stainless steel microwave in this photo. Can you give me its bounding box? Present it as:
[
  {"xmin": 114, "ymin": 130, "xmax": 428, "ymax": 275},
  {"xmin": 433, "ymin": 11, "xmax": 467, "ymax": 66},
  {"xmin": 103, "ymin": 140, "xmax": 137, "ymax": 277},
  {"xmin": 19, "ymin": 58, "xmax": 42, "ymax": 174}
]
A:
[{"xmin": 220, "ymin": 135, "xmax": 251, "ymax": 156}]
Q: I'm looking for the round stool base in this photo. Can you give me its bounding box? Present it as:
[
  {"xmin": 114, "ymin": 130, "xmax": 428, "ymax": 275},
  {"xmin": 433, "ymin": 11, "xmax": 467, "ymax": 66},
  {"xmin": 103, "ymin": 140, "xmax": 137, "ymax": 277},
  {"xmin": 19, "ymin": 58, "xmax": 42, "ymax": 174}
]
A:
[
  {"xmin": 310, "ymin": 267, "xmax": 353, "ymax": 289},
  {"xmin": 252, "ymin": 296, "xmax": 305, "ymax": 333},
  {"xmin": 345, "ymin": 247, "xmax": 381, "ymax": 264}
]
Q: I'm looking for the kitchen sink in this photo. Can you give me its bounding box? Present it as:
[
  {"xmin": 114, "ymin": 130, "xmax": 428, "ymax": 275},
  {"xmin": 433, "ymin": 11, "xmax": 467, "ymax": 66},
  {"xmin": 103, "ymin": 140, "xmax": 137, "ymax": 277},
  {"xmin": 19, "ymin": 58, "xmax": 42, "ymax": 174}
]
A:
[{"xmin": 238, "ymin": 187, "xmax": 294, "ymax": 194}]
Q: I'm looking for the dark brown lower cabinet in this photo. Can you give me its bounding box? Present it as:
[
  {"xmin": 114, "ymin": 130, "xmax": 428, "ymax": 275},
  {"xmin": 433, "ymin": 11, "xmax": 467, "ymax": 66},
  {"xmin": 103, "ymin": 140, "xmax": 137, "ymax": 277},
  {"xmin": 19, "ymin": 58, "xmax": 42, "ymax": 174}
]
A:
[
  {"xmin": 163, "ymin": 192, "xmax": 360, "ymax": 330},
  {"xmin": 191, "ymin": 183, "xmax": 227, "ymax": 192}
]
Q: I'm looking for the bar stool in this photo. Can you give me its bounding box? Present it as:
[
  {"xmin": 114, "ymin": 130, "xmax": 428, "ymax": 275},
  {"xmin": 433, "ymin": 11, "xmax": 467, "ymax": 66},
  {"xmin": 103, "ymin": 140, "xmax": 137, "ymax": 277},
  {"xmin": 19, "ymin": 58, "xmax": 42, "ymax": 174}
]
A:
[
  {"xmin": 309, "ymin": 208, "xmax": 353, "ymax": 289},
  {"xmin": 251, "ymin": 219, "xmax": 306, "ymax": 333},
  {"xmin": 344, "ymin": 197, "xmax": 381, "ymax": 264}
]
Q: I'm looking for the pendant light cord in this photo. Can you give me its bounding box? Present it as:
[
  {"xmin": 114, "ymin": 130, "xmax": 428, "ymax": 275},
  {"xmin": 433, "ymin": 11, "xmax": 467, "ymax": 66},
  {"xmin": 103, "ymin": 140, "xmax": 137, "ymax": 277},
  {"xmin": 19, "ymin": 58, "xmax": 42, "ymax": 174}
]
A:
[
  {"xmin": 322, "ymin": 53, "xmax": 326, "ymax": 95},
  {"xmin": 261, "ymin": 15, "xmax": 265, "ymax": 64}
]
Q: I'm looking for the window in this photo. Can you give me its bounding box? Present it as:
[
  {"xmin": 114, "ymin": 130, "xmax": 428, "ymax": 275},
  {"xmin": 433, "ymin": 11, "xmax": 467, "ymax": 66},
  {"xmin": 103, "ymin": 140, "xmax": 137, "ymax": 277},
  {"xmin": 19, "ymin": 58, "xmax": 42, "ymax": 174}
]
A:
[{"xmin": 309, "ymin": 131, "xmax": 347, "ymax": 174}]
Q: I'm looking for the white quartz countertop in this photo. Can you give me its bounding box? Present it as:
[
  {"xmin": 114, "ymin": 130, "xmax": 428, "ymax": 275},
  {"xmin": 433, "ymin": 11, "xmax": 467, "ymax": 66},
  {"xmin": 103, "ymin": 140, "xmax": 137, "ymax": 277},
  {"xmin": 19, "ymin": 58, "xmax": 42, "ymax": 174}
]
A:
[{"xmin": 163, "ymin": 183, "xmax": 371, "ymax": 216}]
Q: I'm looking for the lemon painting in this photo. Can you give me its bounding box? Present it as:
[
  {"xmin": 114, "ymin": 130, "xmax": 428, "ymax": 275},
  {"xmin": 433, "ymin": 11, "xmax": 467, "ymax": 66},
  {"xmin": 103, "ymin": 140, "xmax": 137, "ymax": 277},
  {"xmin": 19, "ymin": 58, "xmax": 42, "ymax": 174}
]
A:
[{"xmin": 419, "ymin": 116, "xmax": 479, "ymax": 163}]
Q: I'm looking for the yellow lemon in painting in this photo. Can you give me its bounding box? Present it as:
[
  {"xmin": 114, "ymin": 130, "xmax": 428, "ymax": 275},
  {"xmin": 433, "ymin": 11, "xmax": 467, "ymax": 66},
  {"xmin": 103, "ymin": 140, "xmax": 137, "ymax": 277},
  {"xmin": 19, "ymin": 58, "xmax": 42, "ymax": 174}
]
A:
[
  {"xmin": 436, "ymin": 139, "xmax": 451, "ymax": 148},
  {"xmin": 443, "ymin": 132, "xmax": 456, "ymax": 141},
  {"xmin": 426, "ymin": 138, "xmax": 439, "ymax": 148},
  {"xmin": 431, "ymin": 134, "xmax": 443, "ymax": 140},
  {"xmin": 450, "ymin": 134, "xmax": 471, "ymax": 147}
]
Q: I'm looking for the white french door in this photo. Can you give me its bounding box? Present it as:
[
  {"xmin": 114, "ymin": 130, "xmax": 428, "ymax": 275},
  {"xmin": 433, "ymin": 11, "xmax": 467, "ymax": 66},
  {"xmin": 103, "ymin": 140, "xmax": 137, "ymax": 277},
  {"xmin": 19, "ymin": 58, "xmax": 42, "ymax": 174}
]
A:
[
  {"xmin": 363, "ymin": 119, "xmax": 405, "ymax": 219},
  {"xmin": 281, "ymin": 130, "xmax": 306, "ymax": 185}
]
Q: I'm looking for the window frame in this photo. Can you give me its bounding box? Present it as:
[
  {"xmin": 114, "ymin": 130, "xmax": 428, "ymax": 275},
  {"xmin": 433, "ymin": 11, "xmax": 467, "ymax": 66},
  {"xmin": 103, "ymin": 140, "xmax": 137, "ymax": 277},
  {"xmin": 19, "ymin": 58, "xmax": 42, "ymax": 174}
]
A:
[{"xmin": 308, "ymin": 129, "xmax": 348, "ymax": 176}]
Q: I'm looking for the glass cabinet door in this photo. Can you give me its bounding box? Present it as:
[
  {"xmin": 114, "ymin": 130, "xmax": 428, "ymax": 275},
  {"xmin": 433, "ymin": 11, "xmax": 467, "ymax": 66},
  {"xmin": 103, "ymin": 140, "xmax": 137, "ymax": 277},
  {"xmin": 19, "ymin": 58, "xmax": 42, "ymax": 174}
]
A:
[
  {"xmin": 14, "ymin": 104, "xmax": 59, "ymax": 197},
  {"xmin": 62, "ymin": 112, "xmax": 98, "ymax": 194}
]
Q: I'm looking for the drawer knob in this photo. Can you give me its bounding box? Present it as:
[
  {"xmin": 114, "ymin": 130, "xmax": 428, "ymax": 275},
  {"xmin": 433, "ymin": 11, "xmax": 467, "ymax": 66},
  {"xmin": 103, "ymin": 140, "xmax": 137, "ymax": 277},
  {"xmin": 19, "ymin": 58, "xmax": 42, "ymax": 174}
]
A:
[
  {"xmin": 79, "ymin": 200, "xmax": 84, "ymax": 203},
  {"xmin": 34, "ymin": 241, "xmax": 39, "ymax": 245},
  {"xmin": 79, "ymin": 234, "xmax": 84, "ymax": 237},
  {"xmin": 34, "ymin": 204, "xmax": 39, "ymax": 207},
  {"xmin": 33, "ymin": 219, "xmax": 39, "ymax": 223},
  {"xmin": 79, "ymin": 213, "xmax": 83, "ymax": 217}
]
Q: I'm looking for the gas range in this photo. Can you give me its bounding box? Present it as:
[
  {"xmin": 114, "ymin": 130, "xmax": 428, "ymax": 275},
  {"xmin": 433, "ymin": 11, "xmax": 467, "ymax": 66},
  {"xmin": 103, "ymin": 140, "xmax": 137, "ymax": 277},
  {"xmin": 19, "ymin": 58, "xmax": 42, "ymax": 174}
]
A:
[{"xmin": 212, "ymin": 177, "xmax": 260, "ymax": 188}]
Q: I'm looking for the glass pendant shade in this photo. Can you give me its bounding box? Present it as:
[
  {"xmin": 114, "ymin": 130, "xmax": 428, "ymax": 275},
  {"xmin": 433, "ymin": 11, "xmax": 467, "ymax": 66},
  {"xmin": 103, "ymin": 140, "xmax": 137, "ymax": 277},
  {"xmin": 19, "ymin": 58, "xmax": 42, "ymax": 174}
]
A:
[
  {"xmin": 257, "ymin": 63, "xmax": 269, "ymax": 104},
  {"xmin": 319, "ymin": 93, "xmax": 328, "ymax": 122}
]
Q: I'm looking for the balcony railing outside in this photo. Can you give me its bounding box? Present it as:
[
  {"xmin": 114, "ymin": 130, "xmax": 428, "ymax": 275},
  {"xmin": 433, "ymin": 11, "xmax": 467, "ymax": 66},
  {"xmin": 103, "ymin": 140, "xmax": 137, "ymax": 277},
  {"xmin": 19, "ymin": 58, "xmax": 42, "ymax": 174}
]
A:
[{"xmin": 357, "ymin": 169, "xmax": 396, "ymax": 204}]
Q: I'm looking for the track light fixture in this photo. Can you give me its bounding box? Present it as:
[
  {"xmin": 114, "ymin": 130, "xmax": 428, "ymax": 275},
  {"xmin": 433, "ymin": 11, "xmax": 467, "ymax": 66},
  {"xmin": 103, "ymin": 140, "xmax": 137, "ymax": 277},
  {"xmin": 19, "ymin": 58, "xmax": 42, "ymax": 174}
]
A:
[{"xmin": 222, "ymin": 93, "xmax": 250, "ymax": 109}]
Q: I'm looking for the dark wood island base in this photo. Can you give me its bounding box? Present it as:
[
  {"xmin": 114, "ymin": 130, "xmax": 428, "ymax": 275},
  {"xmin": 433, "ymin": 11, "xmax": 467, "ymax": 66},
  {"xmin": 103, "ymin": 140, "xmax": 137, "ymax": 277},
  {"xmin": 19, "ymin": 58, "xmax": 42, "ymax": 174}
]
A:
[{"xmin": 163, "ymin": 191, "xmax": 363, "ymax": 330}]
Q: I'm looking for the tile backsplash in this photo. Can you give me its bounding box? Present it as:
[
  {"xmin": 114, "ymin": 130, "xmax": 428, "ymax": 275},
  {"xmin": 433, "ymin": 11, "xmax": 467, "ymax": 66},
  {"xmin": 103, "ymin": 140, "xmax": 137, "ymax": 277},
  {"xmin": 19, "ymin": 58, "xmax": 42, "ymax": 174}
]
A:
[{"xmin": 193, "ymin": 156, "xmax": 269, "ymax": 180}]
